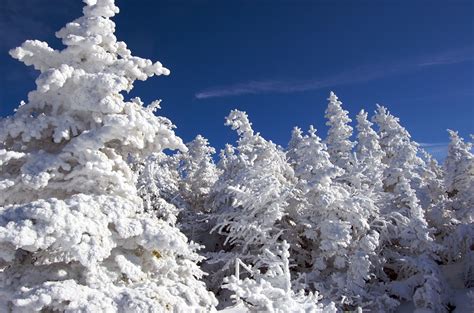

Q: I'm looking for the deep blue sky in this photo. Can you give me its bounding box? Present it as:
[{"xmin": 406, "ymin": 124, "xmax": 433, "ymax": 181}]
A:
[{"xmin": 1, "ymin": 0, "xmax": 473, "ymax": 159}]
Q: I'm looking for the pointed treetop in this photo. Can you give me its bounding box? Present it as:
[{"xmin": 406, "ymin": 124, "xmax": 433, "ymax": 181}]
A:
[
  {"xmin": 324, "ymin": 91, "xmax": 354, "ymax": 170},
  {"xmin": 372, "ymin": 104, "xmax": 412, "ymax": 142},
  {"xmin": 356, "ymin": 109, "xmax": 369, "ymax": 124},
  {"xmin": 225, "ymin": 110, "xmax": 254, "ymax": 138},
  {"xmin": 291, "ymin": 126, "xmax": 303, "ymax": 139},
  {"xmin": 356, "ymin": 109, "xmax": 382, "ymax": 155},
  {"xmin": 373, "ymin": 105, "xmax": 404, "ymax": 131},
  {"xmin": 187, "ymin": 134, "xmax": 216, "ymax": 158},
  {"xmin": 0, "ymin": 0, "xmax": 186, "ymax": 200},
  {"xmin": 445, "ymin": 129, "xmax": 473, "ymax": 170},
  {"xmin": 10, "ymin": 0, "xmax": 169, "ymax": 85},
  {"xmin": 447, "ymin": 129, "xmax": 464, "ymax": 145},
  {"xmin": 356, "ymin": 109, "xmax": 379, "ymax": 143},
  {"xmin": 288, "ymin": 127, "xmax": 303, "ymax": 150}
]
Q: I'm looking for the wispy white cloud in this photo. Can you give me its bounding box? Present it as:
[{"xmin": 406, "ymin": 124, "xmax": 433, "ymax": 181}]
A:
[
  {"xmin": 417, "ymin": 47, "xmax": 474, "ymax": 67},
  {"xmin": 195, "ymin": 47, "xmax": 474, "ymax": 99},
  {"xmin": 418, "ymin": 142, "xmax": 448, "ymax": 148},
  {"xmin": 419, "ymin": 142, "xmax": 449, "ymax": 161},
  {"xmin": 195, "ymin": 65, "xmax": 393, "ymax": 99}
]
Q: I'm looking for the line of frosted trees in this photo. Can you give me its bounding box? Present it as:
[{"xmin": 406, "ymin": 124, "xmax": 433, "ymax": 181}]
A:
[{"xmin": 0, "ymin": 1, "xmax": 472, "ymax": 312}]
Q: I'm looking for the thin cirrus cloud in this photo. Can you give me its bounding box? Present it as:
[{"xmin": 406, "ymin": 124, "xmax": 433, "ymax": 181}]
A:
[
  {"xmin": 195, "ymin": 65, "xmax": 397, "ymax": 99},
  {"xmin": 195, "ymin": 47, "xmax": 474, "ymax": 99},
  {"xmin": 419, "ymin": 142, "xmax": 449, "ymax": 161},
  {"xmin": 417, "ymin": 46, "xmax": 474, "ymax": 67}
]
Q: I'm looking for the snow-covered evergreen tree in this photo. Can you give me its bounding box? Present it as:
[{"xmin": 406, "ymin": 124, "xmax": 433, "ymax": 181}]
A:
[
  {"xmin": 418, "ymin": 150, "xmax": 451, "ymax": 232},
  {"xmin": 444, "ymin": 129, "xmax": 474, "ymax": 223},
  {"xmin": 285, "ymin": 125, "xmax": 344, "ymax": 275},
  {"xmin": 206, "ymin": 110, "xmax": 296, "ymax": 301},
  {"xmin": 0, "ymin": 0, "xmax": 216, "ymax": 311},
  {"xmin": 179, "ymin": 135, "xmax": 220, "ymax": 213},
  {"xmin": 287, "ymin": 126, "xmax": 304, "ymax": 166},
  {"xmin": 285, "ymin": 125, "xmax": 384, "ymax": 310},
  {"xmin": 441, "ymin": 130, "xmax": 474, "ymax": 289},
  {"xmin": 325, "ymin": 91, "xmax": 355, "ymax": 173},
  {"xmin": 291, "ymin": 126, "xmax": 343, "ymax": 189},
  {"xmin": 369, "ymin": 106, "xmax": 448, "ymax": 311},
  {"xmin": 392, "ymin": 176, "xmax": 435, "ymax": 253},
  {"xmin": 175, "ymin": 135, "xmax": 221, "ymax": 258},
  {"xmin": 372, "ymin": 105, "xmax": 425, "ymax": 192},
  {"xmin": 355, "ymin": 109, "xmax": 386, "ymax": 191},
  {"xmin": 209, "ymin": 110, "xmax": 294, "ymax": 263}
]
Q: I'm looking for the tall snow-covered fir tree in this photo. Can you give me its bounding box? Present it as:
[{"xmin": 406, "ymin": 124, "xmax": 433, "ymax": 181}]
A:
[
  {"xmin": 179, "ymin": 135, "xmax": 221, "ymax": 214},
  {"xmin": 355, "ymin": 109, "xmax": 386, "ymax": 192},
  {"xmin": 369, "ymin": 106, "xmax": 451, "ymax": 311},
  {"xmin": 441, "ymin": 130, "xmax": 474, "ymax": 290},
  {"xmin": 372, "ymin": 105, "xmax": 425, "ymax": 193},
  {"xmin": 444, "ymin": 129, "xmax": 474, "ymax": 223},
  {"xmin": 176, "ymin": 135, "xmax": 221, "ymax": 256},
  {"xmin": 287, "ymin": 125, "xmax": 383, "ymax": 309},
  {"xmin": 206, "ymin": 111, "xmax": 295, "ymax": 286},
  {"xmin": 324, "ymin": 91, "xmax": 355, "ymax": 173},
  {"xmin": 0, "ymin": 0, "xmax": 216, "ymax": 311}
]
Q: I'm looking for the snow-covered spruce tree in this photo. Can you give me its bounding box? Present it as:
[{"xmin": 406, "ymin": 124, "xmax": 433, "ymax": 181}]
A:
[
  {"xmin": 324, "ymin": 91, "xmax": 355, "ymax": 175},
  {"xmin": 205, "ymin": 110, "xmax": 298, "ymax": 299},
  {"xmin": 444, "ymin": 129, "xmax": 474, "ymax": 223},
  {"xmin": 391, "ymin": 176, "xmax": 435, "ymax": 254},
  {"xmin": 370, "ymin": 106, "xmax": 450, "ymax": 311},
  {"xmin": 179, "ymin": 135, "xmax": 220, "ymax": 214},
  {"xmin": 285, "ymin": 125, "xmax": 341, "ymax": 273},
  {"xmin": 287, "ymin": 126, "xmax": 304, "ymax": 167},
  {"xmin": 355, "ymin": 109, "xmax": 386, "ymax": 192},
  {"xmin": 176, "ymin": 135, "xmax": 221, "ymax": 253},
  {"xmin": 370, "ymin": 106, "xmax": 438, "ymax": 242},
  {"xmin": 411, "ymin": 147, "xmax": 456, "ymax": 244},
  {"xmin": 286, "ymin": 126, "xmax": 384, "ymax": 310},
  {"xmin": 290, "ymin": 125, "xmax": 349, "ymax": 286},
  {"xmin": 0, "ymin": 0, "xmax": 216, "ymax": 311},
  {"xmin": 372, "ymin": 105, "xmax": 425, "ymax": 193},
  {"xmin": 441, "ymin": 130, "xmax": 474, "ymax": 288},
  {"xmin": 422, "ymin": 151, "xmax": 446, "ymax": 204},
  {"xmin": 348, "ymin": 104, "xmax": 450, "ymax": 312}
]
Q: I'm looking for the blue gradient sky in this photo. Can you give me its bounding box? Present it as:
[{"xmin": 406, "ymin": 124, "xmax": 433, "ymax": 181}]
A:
[{"xmin": 1, "ymin": 0, "xmax": 473, "ymax": 160}]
